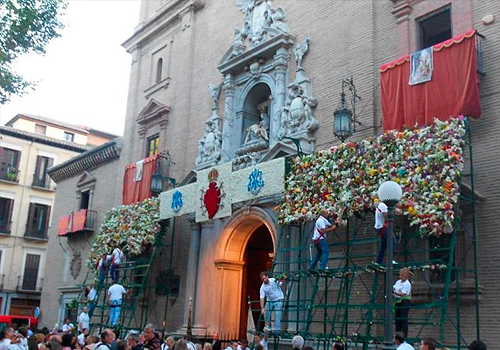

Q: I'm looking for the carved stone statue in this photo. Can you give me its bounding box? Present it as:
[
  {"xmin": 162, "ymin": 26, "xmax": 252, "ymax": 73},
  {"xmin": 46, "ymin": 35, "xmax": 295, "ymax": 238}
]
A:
[
  {"xmin": 208, "ymin": 83, "xmax": 222, "ymax": 109},
  {"xmin": 244, "ymin": 122, "xmax": 269, "ymax": 145},
  {"xmin": 279, "ymin": 83, "xmax": 319, "ymax": 139},
  {"xmin": 267, "ymin": 7, "xmax": 289, "ymax": 35},
  {"xmin": 293, "ymin": 37, "xmax": 310, "ymax": 70}
]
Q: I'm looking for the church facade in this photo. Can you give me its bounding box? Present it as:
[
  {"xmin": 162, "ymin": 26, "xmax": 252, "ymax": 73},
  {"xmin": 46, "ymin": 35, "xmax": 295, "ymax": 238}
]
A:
[{"xmin": 41, "ymin": 0, "xmax": 500, "ymax": 346}]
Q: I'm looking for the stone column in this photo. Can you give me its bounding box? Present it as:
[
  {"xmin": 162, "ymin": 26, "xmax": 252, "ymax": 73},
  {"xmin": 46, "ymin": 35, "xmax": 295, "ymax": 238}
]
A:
[
  {"xmin": 272, "ymin": 47, "xmax": 290, "ymax": 147},
  {"xmin": 181, "ymin": 215, "xmax": 204, "ymax": 333},
  {"xmin": 221, "ymin": 74, "xmax": 235, "ymax": 162}
]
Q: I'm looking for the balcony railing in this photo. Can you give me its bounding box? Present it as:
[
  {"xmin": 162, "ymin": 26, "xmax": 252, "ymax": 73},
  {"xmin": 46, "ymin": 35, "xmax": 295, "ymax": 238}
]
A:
[
  {"xmin": 0, "ymin": 167, "xmax": 19, "ymax": 182},
  {"xmin": 17, "ymin": 276, "xmax": 43, "ymax": 292},
  {"xmin": 58, "ymin": 209, "xmax": 97, "ymax": 236}
]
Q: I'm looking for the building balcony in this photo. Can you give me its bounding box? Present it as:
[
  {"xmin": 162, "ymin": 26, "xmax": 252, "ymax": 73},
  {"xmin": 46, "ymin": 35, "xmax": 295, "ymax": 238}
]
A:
[
  {"xmin": 17, "ymin": 276, "xmax": 43, "ymax": 293},
  {"xmin": 0, "ymin": 167, "xmax": 19, "ymax": 183},
  {"xmin": 58, "ymin": 209, "xmax": 97, "ymax": 237}
]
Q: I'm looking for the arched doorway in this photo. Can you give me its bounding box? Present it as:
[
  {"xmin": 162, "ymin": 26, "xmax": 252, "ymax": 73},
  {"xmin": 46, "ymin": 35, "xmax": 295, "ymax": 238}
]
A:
[
  {"xmin": 240, "ymin": 224, "xmax": 274, "ymax": 339},
  {"xmin": 214, "ymin": 207, "xmax": 277, "ymax": 340}
]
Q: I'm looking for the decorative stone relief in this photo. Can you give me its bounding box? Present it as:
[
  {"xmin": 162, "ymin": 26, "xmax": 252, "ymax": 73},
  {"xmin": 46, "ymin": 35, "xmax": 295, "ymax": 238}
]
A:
[
  {"xmin": 233, "ymin": 0, "xmax": 291, "ymax": 52},
  {"xmin": 196, "ymin": 84, "xmax": 223, "ymax": 169},
  {"xmin": 70, "ymin": 252, "xmax": 82, "ymax": 280},
  {"xmin": 278, "ymin": 38, "xmax": 319, "ymax": 152}
]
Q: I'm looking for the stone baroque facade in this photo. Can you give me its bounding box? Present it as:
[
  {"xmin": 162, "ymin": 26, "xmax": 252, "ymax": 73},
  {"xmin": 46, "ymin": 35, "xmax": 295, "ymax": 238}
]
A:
[{"xmin": 40, "ymin": 0, "xmax": 500, "ymax": 345}]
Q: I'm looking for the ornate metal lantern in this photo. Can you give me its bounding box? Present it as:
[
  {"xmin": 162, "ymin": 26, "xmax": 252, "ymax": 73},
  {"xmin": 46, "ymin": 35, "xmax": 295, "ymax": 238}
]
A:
[
  {"xmin": 333, "ymin": 78, "xmax": 361, "ymax": 143},
  {"xmin": 151, "ymin": 158, "xmax": 164, "ymax": 195}
]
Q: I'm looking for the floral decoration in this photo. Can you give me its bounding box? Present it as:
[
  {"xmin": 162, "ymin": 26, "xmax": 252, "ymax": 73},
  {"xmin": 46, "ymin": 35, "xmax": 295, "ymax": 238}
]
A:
[
  {"xmin": 87, "ymin": 197, "xmax": 160, "ymax": 270},
  {"xmin": 247, "ymin": 167, "xmax": 265, "ymax": 195},
  {"xmin": 278, "ymin": 117, "xmax": 466, "ymax": 236}
]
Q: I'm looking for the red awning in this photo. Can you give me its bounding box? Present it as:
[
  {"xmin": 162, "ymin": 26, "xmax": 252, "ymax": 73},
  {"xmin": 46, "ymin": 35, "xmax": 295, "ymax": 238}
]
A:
[
  {"xmin": 122, "ymin": 154, "xmax": 159, "ymax": 205},
  {"xmin": 380, "ymin": 29, "xmax": 481, "ymax": 131}
]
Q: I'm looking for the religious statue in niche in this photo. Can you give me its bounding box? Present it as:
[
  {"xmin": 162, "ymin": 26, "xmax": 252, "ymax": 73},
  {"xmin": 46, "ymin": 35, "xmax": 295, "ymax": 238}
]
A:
[
  {"xmin": 233, "ymin": 0, "xmax": 290, "ymax": 52},
  {"xmin": 196, "ymin": 84, "xmax": 223, "ymax": 169}
]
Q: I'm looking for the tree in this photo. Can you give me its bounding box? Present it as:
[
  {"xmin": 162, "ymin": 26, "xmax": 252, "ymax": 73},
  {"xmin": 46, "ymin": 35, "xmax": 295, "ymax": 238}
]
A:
[{"xmin": 0, "ymin": 0, "xmax": 66, "ymax": 104}]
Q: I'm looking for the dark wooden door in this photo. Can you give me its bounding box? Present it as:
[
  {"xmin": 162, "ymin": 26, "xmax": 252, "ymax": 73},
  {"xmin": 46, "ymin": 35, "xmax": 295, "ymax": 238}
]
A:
[{"xmin": 22, "ymin": 254, "xmax": 41, "ymax": 290}]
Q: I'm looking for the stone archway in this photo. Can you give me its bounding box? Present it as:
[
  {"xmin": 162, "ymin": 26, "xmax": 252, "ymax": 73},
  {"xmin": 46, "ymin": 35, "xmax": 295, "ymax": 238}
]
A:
[{"xmin": 213, "ymin": 206, "xmax": 277, "ymax": 338}]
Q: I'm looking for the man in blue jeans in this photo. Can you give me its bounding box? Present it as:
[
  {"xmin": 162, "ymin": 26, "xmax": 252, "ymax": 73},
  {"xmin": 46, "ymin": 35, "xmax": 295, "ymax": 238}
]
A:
[
  {"xmin": 309, "ymin": 209, "xmax": 337, "ymax": 271},
  {"xmin": 107, "ymin": 280, "xmax": 128, "ymax": 326},
  {"xmin": 259, "ymin": 271, "xmax": 284, "ymax": 332},
  {"xmin": 374, "ymin": 201, "xmax": 397, "ymax": 265}
]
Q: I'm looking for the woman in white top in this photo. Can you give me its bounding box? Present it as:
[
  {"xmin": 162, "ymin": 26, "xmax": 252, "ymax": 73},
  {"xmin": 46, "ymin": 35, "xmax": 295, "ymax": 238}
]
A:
[{"xmin": 393, "ymin": 267, "xmax": 412, "ymax": 338}]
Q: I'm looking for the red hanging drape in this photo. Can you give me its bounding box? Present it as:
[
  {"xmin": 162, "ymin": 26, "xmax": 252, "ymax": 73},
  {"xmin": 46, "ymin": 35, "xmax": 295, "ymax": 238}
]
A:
[
  {"xmin": 380, "ymin": 29, "xmax": 481, "ymax": 131},
  {"xmin": 122, "ymin": 154, "xmax": 158, "ymax": 205},
  {"xmin": 58, "ymin": 215, "xmax": 71, "ymax": 236}
]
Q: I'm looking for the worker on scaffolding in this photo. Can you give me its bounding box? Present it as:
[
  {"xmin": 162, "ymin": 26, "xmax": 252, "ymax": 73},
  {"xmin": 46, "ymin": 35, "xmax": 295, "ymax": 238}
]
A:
[
  {"xmin": 309, "ymin": 208, "xmax": 337, "ymax": 271},
  {"xmin": 373, "ymin": 200, "xmax": 397, "ymax": 266},
  {"xmin": 259, "ymin": 271, "xmax": 284, "ymax": 333},
  {"xmin": 394, "ymin": 267, "xmax": 412, "ymax": 338}
]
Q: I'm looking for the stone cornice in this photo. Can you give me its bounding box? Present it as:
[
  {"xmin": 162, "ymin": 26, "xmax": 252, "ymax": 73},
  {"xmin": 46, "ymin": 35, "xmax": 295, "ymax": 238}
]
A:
[{"xmin": 122, "ymin": 0, "xmax": 205, "ymax": 52}]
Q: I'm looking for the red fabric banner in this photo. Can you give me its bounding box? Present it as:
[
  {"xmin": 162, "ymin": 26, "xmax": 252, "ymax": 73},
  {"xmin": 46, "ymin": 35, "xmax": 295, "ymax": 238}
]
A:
[
  {"xmin": 73, "ymin": 209, "xmax": 87, "ymax": 232},
  {"xmin": 380, "ymin": 29, "xmax": 481, "ymax": 131},
  {"xmin": 122, "ymin": 154, "xmax": 158, "ymax": 205},
  {"xmin": 58, "ymin": 215, "xmax": 71, "ymax": 236}
]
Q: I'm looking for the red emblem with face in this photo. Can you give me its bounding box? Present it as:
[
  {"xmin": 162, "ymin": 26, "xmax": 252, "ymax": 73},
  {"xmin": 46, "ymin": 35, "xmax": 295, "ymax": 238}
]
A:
[{"xmin": 203, "ymin": 169, "xmax": 222, "ymax": 219}]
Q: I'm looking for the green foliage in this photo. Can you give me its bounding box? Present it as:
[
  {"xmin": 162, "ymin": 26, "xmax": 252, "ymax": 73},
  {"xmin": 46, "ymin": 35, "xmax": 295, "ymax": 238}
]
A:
[{"xmin": 0, "ymin": 0, "xmax": 66, "ymax": 103}]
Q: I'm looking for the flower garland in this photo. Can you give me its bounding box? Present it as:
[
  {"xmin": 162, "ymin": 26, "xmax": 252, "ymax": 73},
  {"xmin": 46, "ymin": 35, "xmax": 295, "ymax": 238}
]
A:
[
  {"xmin": 87, "ymin": 197, "xmax": 160, "ymax": 270},
  {"xmin": 278, "ymin": 117, "xmax": 466, "ymax": 236}
]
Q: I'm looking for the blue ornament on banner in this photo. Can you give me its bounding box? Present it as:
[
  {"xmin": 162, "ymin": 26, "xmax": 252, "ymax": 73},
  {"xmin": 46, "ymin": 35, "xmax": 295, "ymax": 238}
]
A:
[
  {"xmin": 171, "ymin": 190, "xmax": 183, "ymax": 213},
  {"xmin": 247, "ymin": 168, "xmax": 265, "ymax": 195}
]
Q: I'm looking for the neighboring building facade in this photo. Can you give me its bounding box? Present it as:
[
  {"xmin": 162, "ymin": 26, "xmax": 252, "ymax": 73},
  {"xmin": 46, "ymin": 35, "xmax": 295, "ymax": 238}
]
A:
[
  {"xmin": 0, "ymin": 114, "xmax": 115, "ymax": 316},
  {"xmin": 41, "ymin": 0, "xmax": 500, "ymax": 346}
]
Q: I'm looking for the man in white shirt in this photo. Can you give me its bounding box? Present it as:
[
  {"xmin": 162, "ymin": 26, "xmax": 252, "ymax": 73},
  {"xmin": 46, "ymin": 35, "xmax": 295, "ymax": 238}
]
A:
[
  {"xmin": 61, "ymin": 318, "xmax": 74, "ymax": 332},
  {"xmin": 259, "ymin": 272, "xmax": 284, "ymax": 332},
  {"xmin": 394, "ymin": 333, "xmax": 414, "ymax": 350},
  {"xmin": 78, "ymin": 306, "xmax": 90, "ymax": 331},
  {"xmin": 78, "ymin": 329, "xmax": 89, "ymax": 347},
  {"xmin": 374, "ymin": 201, "xmax": 396, "ymax": 265},
  {"xmin": 253, "ymin": 332, "xmax": 268, "ymax": 350},
  {"xmin": 107, "ymin": 281, "xmax": 128, "ymax": 326},
  {"xmin": 0, "ymin": 328, "xmax": 13, "ymax": 350},
  {"xmin": 309, "ymin": 209, "xmax": 337, "ymax": 270},
  {"xmin": 110, "ymin": 246, "xmax": 124, "ymax": 281}
]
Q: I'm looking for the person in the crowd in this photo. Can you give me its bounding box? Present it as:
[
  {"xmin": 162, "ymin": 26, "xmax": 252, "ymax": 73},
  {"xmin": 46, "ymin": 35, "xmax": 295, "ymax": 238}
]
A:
[
  {"xmin": 83, "ymin": 336, "xmax": 99, "ymax": 350},
  {"xmin": 253, "ymin": 332, "xmax": 268, "ymax": 350},
  {"xmin": 107, "ymin": 280, "xmax": 128, "ymax": 326},
  {"xmin": 468, "ymin": 340, "xmax": 486, "ymax": 350},
  {"xmin": 142, "ymin": 324, "xmax": 159, "ymax": 350},
  {"xmin": 165, "ymin": 337, "xmax": 175, "ymax": 350},
  {"xmin": 72, "ymin": 336, "xmax": 82, "ymax": 350},
  {"xmin": 202, "ymin": 344, "xmax": 212, "ymax": 350},
  {"xmin": 394, "ymin": 267, "xmax": 413, "ymax": 337},
  {"xmin": 182, "ymin": 337, "xmax": 195, "ymax": 350},
  {"xmin": 28, "ymin": 333, "xmax": 38, "ymax": 350},
  {"xmin": 95, "ymin": 329, "xmax": 115, "ymax": 350},
  {"xmin": 126, "ymin": 333, "xmax": 142, "ymax": 350},
  {"xmin": 61, "ymin": 319, "xmax": 74, "ymax": 333},
  {"xmin": 374, "ymin": 200, "xmax": 397, "ymax": 265},
  {"xmin": 420, "ymin": 338, "xmax": 436, "ymax": 350},
  {"xmin": 310, "ymin": 209, "xmax": 337, "ymax": 271},
  {"xmin": 210, "ymin": 334, "xmax": 220, "ymax": 350},
  {"xmin": 2, "ymin": 327, "xmax": 15, "ymax": 347},
  {"xmin": 61, "ymin": 334, "xmax": 74, "ymax": 350},
  {"xmin": 224, "ymin": 342, "xmax": 237, "ymax": 350},
  {"xmin": 237, "ymin": 340, "xmax": 249, "ymax": 350},
  {"xmin": 260, "ymin": 271, "xmax": 285, "ymax": 332},
  {"xmin": 12, "ymin": 327, "xmax": 29, "ymax": 350},
  {"xmin": 110, "ymin": 329, "xmax": 121, "ymax": 350},
  {"xmin": 331, "ymin": 342, "xmax": 344, "ymax": 350},
  {"xmin": 117, "ymin": 341, "xmax": 127, "ymax": 350},
  {"xmin": 110, "ymin": 245, "xmax": 124, "ymax": 281},
  {"xmin": 175, "ymin": 340, "xmax": 187, "ymax": 350},
  {"xmin": 78, "ymin": 330, "xmax": 89, "ymax": 347},
  {"xmin": 195, "ymin": 345, "xmax": 202, "ymax": 350},
  {"xmin": 78, "ymin": 307, "xmax": 90, "ymax": 332},
  {"xmin": 394, "ymin": 333, "xmax": 414, "ymax": 350},
  {"xmin": 291, "ymin": 336, "xmax": 304, "ymax": 350}
]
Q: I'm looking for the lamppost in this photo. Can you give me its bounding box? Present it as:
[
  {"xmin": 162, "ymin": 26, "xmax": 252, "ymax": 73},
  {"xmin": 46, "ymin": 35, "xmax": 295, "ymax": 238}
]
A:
[
  {"xmin": 333, "ymin": 77, "xmax": 361, "ymax": 142},
  {"xmin": 377, "ymin": 181, "xmax": 402, "ymax": 350}
]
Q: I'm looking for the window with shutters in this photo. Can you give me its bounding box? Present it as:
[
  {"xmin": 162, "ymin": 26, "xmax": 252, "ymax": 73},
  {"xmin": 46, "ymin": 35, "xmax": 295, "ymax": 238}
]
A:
[
  {"xmin": 0, "ymin": 147, "xmax": 21, "ymax": 182},
  {"xmin": 156, "ymin": 58, "xmax": 163, "ymax": 84},
  {"xmin": 0, "ymin": 197, "xmax": 14, "ymax": 234},
  {"xmin": 34, "ymin": 124, "xmax": 46, "ymax": 135},
  {"xmin": 25, "ymin": 203, "xmax": 51, "ymax": 239},
  {"xmin": 63, "ymin": 132, "xmax": 74, "ymax": 142},
  {"xmin": 32, "ymin": 156, "xmax": 54, "ymax": 189},
  {"xmin": 21, "ymin": 254, "xmax": 41, "ymax": 291}
]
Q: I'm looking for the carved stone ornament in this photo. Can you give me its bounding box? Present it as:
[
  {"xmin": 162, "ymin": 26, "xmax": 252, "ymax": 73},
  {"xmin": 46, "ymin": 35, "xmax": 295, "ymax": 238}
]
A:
[
  {"xmin": 233, "ymin": 0, "xmax": 291, "ymax": 51},
  {"xmin": 70, "ymin": 252, "xmax": 82, "ymax": 280},
  {"xmin": 196, "ymin": 84, "xmax": 224, "ymax": 170}
]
